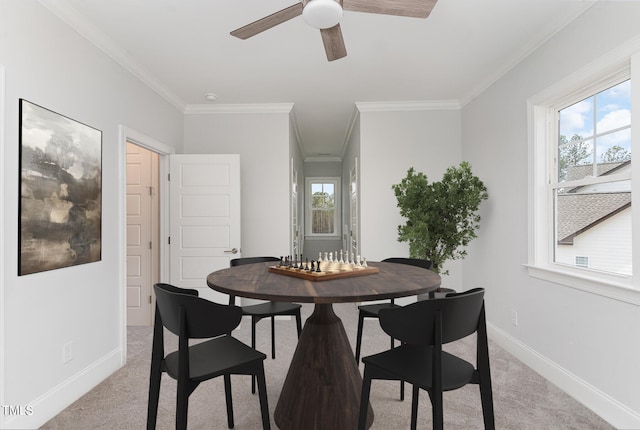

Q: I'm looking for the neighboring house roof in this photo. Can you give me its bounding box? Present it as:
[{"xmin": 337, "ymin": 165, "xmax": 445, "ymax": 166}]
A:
[
  {"xmin": 556, "ymin": 192, "xmax": 631, "ymax": 244},
  {"xmin": 566, "ymin": 161, "xmax": 629, "ymax": 182}
]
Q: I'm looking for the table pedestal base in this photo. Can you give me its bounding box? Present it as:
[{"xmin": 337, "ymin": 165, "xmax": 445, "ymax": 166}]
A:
[{"xmin": 274, "ymin": 304, "xmax": 374, "ymax": 429}]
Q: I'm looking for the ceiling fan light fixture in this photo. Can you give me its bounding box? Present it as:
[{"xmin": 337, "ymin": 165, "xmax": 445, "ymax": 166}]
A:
[{"xmin": 303, "ymin": 0, "xmax": 343, "ymax": 29}]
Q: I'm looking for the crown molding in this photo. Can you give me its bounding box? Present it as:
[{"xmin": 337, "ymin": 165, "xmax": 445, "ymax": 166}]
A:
[
  {"xmin": 355, "ymin": 100, "xmax": 460, "ymax": 112},
  {"xmin": 183, "ymin": 103, "xmax": 295, "ymax": 115},
  {"xmin": 38, "ymin": 0, "xmax": 185, "ymax": 112}
]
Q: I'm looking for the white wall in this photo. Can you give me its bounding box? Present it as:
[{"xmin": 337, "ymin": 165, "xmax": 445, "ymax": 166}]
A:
[
  {"xmin": 0, "ymin": 1, "xmax": 183, "ymax": 428},
  {"xmin": 462, "ymin": 2, "xmax": 640, "ymax": 427},
  {"xmin": 183, "ymin": 108, "xmax": 292, "ymax": 257},
  {"xmin": 357, "ymin": 105, "xmax": 463, "ymax": 297}
]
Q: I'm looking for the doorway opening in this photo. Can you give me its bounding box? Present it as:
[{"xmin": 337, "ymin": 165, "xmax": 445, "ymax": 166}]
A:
[{"xmin": 126, "ymin": 142, "xmax": 160, "ymax": 326}]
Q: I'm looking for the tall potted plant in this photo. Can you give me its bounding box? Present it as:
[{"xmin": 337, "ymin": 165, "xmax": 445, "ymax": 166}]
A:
[{"xmin": 392, "ymin": 162, "xmax": 488, "ymax": 275}]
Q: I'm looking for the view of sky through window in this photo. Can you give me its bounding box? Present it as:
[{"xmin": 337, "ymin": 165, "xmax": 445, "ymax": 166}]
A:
[{"xmin": 559, "ymin": 80, "xmax": 631, "ymax": 170}]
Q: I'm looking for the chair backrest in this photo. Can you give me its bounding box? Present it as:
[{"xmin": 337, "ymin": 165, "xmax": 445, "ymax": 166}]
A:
[
  {"xmin": 155, "ymin": 282, "xmax": 199, "ymax": 297},
  {"xmin": 382, "ymin": 257, "xmax": 433, "ymax": 271},
  {"xmin": 379, "ymin": 288, "xmax": 485, "ymax": 346},
  {"xmin": 154, "ymin": 283, "xmax": 242, "ymax": 339},
  {"xmin": 230, "ymin": 256, "xmax": 280, "ymax": 266}
]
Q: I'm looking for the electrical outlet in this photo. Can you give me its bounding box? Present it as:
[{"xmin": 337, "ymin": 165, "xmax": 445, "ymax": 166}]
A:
[
  {"xmin": 63, "ymin": 341, "xmax": 74, "ymax": 363},
  {"xmin": 510, "ymin": 310, "xmax": 518, "ymax": 327}
]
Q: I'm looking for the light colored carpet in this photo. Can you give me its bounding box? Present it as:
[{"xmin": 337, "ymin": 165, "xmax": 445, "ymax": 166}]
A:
[{"xmin": 42, "ymin": 303, "xmax": 614, "ymax": 429}]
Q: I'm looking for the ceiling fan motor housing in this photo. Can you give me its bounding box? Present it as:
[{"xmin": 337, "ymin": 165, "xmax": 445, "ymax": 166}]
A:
[{"xmin": 303, "ymin": 0, "xmax": 344, "ymax": 29}]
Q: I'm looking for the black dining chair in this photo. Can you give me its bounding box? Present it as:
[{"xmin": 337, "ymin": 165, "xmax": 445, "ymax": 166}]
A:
[
  {"xmin": 230, "ymin": 256, "xmax": 303, "ymax": 393},
  {"xmin": 355, "ymin": 258, "xmax": 433, "ymax": 365},
  {"xmin": 357, "ymin": 288, "xmax": 494, "ymax": 430},
  {"xmin": 355, "ymin": 257, "xmax": 452, "ymax": 400},
  {"xmin": 147, "ymin": 283, "xmax": 271, "ymax": 430}
]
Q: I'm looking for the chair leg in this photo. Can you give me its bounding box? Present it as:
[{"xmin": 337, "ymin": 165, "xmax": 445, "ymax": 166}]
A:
[
  {"xmin": 411, "ymin": 385, "xmax": 419, "ymax": 430},
  {"xmin": 431, "ymin": 387, "xmax": 444, "ymax": 430},
  {"xmin": 271, "ymin": 315, "xmax": 276, "ymax": 359},
  {"xmin": 255, "ymin": 365, "xmax": 271, "ymax": 430},
  {"xmin": 390, "ymin": 339, "xmax": 404, "ymax": 401},
  {"xmin": 224, "ymin": 374, "xmax": 234, "ymax": 429},
  {"xmin": 251, "ymin": 317, "xmax": 257, "ymax": 394},
  {"xmin": 355, "ymin": 312, "xmax": 365, "ymax": 362},
  {"xmin": 295, "ymin": 310, "xmax": 302, "ymax": 338},
  {"xmin": 478, "ymin": 306, "xmax": 495, "ymax": 429},
  {"xmin": 358, "ymin": 368, "xmax": 373, "ymax": 430},
  {"xmin": 176, "ymin": 380, "xmax": 189, "ymax": 430},
  {"xmin": 146, "ymin": 361, "xmax": 162, "ymax": 430},
  {"xmin": 478, "ymin": 366, "xmax": 495, "ymax": 429}
]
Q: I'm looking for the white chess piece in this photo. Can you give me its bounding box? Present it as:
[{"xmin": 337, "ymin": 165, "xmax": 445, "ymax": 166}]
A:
[
  {"xmin": 318, "ymin": 252, "xmax": 322, "ymax": 262},
  {"xmin": 362, "ymin": 258, "xmax": 368, "ymax": 267},
  {"xmin": 339, "ymin": 250, "xmax": 344, "ymax": 264}
]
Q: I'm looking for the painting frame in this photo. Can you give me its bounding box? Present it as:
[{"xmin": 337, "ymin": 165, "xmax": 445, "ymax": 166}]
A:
[{"xmin": 19, "ymin": 99, "xmax": 102, "ymax": 276}]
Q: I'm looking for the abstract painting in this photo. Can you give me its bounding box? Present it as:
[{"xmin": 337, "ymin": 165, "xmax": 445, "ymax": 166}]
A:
[{"xmin": 19, "ymin": 99, "xmax": 102, "ymax": 275}]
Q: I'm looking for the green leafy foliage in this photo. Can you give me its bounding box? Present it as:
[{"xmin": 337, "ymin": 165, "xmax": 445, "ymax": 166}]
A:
[{"xmin": 392, "ymin": 162, "xmax": 488, "ymax": 275}]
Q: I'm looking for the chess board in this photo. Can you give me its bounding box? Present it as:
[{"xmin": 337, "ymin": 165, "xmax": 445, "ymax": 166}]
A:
[{"xmin": 268, "ymin": 263, "xmax": 379, "ymax": 281}]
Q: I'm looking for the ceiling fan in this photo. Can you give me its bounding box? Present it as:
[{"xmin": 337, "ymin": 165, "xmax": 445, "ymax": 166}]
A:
[{"xmin": 230, "ymin": 0, "xmax": 438, "ymax": 62}]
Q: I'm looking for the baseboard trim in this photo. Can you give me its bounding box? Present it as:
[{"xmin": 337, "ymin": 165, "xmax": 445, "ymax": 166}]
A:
[
  {"xmin": 488, "ymin": 323, "xmax": 640, "ymax": 429},
  {"xmin": 2, "ymin": 347, "xmax": 123, "ymax": 429}
]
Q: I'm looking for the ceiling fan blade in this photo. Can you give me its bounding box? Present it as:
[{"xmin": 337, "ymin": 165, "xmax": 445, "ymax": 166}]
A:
[
  {"xmin": 342, "ymin": 0, "xmax": 437, "ymax": 19},
  {"xmin": 230, "ymin": 3, "xmax": 303, "ymax": 39},
  {"xmin": 320, "ymin": 24, "xmax": 347, "ymax": 61}
]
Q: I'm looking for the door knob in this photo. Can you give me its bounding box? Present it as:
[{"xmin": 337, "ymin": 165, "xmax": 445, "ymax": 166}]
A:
[{"xmin": 224, "ymin": 248, "xmax": 239, "ymax": 254}]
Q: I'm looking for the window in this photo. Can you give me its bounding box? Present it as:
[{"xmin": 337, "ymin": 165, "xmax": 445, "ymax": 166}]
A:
[
  {"xmin": 528, "ymin": 58, "xmax": 638, "ymax": 300},
  {"xmin": 306, "ymin": 177, "xmax": 340, "ymax": 237},
  {"xmin": 554, "ymin": 79, "xmax": 631, "ymax": 276},
  {"xmin": 575, "ymin": 256, "xmax": 589, "ymax": 268}
]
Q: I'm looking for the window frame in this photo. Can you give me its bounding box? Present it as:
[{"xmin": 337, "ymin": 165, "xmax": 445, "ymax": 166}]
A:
[
  {"xmin": 305, "ymin": 177, "xmax": 341, "ymax": 238},
  {"xmin": 527, "ymin": 54, "xmax": 640, "ymax": 305}
]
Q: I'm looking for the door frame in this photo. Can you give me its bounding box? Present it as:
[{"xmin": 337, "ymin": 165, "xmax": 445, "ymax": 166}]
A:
[{"xmin": 118, "ymin": 126, "xmax": 174, "ymax": 361}]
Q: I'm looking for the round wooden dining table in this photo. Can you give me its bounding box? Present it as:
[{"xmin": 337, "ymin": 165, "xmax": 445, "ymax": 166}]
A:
[{"xmin": 206, "ymin": 260, "xmax": 441, "ymax": 430}]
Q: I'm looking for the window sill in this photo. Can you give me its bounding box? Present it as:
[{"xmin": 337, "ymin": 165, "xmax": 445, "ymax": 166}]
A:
[{"xmin": 525, "ymin": 264, "xmax": 640, "ymax": 305}]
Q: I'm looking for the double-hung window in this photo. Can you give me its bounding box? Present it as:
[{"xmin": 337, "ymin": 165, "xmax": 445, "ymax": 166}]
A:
[
  {"xmin": 306, "ymin": 177, "xmax": 340, "ymax": 237},
  {"xmin": 528, "ymin": 56, "xmax": 638, "ymax": 300},
  {"xmin": 554, "ymin": 78, "xmax": 631, "ymax": 275}
]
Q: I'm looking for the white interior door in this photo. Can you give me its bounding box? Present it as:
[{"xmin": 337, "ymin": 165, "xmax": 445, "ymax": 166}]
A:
[
  {"xmin": 126, "ymin": 142, "xmax": 159, "ymax": 326},
  {"xmin": 169, "ymin": 154, "xmax": 241, "ymax": 302}
]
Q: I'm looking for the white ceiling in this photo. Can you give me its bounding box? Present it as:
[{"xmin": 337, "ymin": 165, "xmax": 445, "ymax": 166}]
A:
[{"xmin": 41, "ymin": 0, "xmax": 596, "ymax": 158}]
